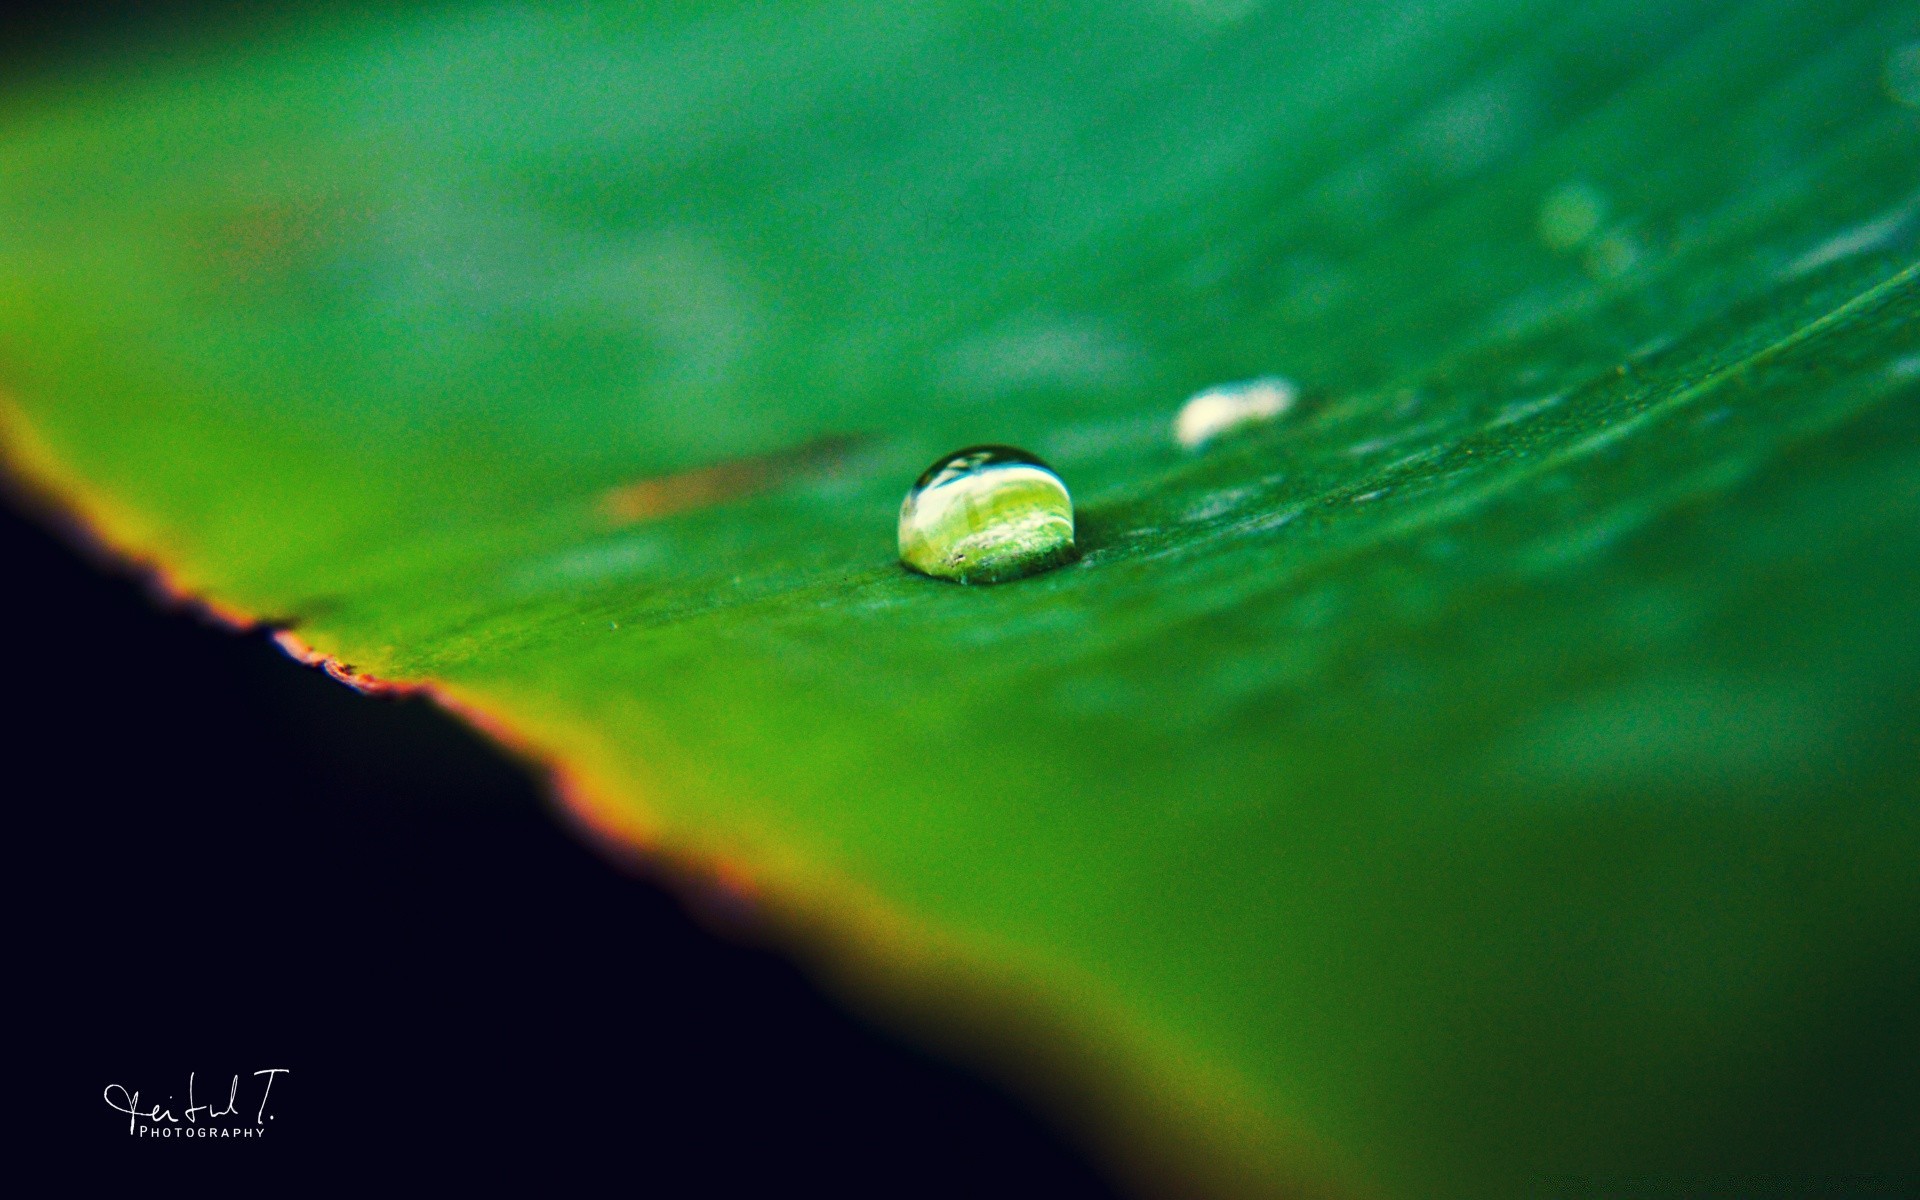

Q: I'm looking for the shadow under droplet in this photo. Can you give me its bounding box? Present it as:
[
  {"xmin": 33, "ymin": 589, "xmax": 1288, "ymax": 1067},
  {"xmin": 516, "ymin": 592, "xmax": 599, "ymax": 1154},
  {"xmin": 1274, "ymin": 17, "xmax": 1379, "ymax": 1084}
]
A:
[{"xmin": 1072, "ymin": 505, "xmax": 1130, "ymax": 560}]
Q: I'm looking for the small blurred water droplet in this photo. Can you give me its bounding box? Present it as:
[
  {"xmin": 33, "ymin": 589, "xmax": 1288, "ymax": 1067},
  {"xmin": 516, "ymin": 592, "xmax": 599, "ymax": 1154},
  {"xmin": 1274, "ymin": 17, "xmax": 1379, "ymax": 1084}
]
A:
[
  {"xmin": 1786, "ymin": 200, "xmax": 1918, "ymax": 276},
  {"xmin": 898, "ymin": 446, "xmax": 1075, "ymax": 584},
  {"xmin": 1583, "ymin": 230, "xmax": 1643, "ymax": 279},
  {"xmin": 1886, "ymin": 42, "xmax": 1920, "ymax": 108},
  {"xmin": 1491, "ymin": 392, "xmax": 1566, "ymax": 428},
  {"xmin": 1538, "ymin": 183, "xmax": 1607, "ymax": 251},
  {"xmin": 1173, "ymin": 377, "xmax": 1297, "ymax": 449}
]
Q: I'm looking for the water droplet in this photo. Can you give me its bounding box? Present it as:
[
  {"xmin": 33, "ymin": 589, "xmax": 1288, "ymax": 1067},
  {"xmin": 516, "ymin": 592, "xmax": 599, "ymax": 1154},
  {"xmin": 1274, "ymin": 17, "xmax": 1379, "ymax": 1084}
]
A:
[
  {"xmin": 1228, "ymin": 507, "xmax": 1301, "ymax": 537},
  {"xmin": 1414, "ymin": 79, "xmax": 1533, "ymax": 178},
  {"xmin": 1174, "ymin": 376, "xmax": 1297, "ymax": 449},
  {"xmin": 1490, "ymin": 392, "xmax": 1565, "ymax": 427},
  {"xmin": 1538, "ymin": 183, "xmax": 1606, "ymax": 251},
  {"xmin": 898, "ymin": 446, "xmax": 1075, "ymax": 584},
  {"xmin": 1182, "ymin": 487, "xmax": 1255, "ymax": 523},
  {"xmin": 1887, "ymin": 42, "xmax": 1920, "ymax": 108},
  {"xmin": 1785, "ymin": 199, "xmax": 1918, "ymax": 277},
  {"xmin": 1583, "ymin": 230, "xmax": 1642, "ymax": 279}
]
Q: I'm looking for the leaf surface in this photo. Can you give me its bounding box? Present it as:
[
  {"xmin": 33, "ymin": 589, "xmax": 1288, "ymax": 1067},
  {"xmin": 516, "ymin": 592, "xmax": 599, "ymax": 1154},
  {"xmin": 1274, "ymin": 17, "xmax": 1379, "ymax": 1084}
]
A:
[{"xmin": 4, "ymin": 1, "xmax": 1920, "ymax": 1192}]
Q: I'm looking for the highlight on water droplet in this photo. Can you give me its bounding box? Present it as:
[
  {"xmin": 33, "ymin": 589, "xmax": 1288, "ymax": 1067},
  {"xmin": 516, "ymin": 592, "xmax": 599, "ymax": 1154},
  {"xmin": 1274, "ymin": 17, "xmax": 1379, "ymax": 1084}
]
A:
[
  {"xmin": 1173, "ymin": 376, "xmax": 1297, "ymax": 449},
  {"xmin": 898, "ymin": 446, "xmax": 1075, "ymax": 584}
]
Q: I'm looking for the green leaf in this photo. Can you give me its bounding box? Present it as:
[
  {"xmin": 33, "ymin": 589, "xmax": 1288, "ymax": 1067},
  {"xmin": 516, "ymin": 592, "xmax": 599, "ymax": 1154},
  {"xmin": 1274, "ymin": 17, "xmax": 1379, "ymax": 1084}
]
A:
[{"xmin": 4, "ymin": 0, "xmax": 1919, "ymax": 1192}]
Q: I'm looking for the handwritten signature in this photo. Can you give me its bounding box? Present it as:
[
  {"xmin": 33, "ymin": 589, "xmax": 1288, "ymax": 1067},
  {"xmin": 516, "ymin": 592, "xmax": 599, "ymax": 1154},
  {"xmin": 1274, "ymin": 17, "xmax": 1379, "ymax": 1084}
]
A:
[{"xmin": 104, "ymin": 1070, "xmax": 289, "ymax": 1134}]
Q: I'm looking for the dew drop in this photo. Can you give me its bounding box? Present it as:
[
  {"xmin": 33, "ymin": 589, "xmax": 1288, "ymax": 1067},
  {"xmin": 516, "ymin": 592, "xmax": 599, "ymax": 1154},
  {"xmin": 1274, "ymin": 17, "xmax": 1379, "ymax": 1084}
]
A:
[
  {"xmin": 898, "ymin": 446, "xmax": 1075, "ymax": 584},
  {"xmin": 1538, "ymin": 182, "xmax": 1606, "ymax": 251},
  {"xmin": 1584, "ymin": 230, "xmax": 1643, "ymax": 280},
  {"xmin": 1887, "ymin": 42, "xmax": 1920, "ymax": 108},
  {"xmin": 1174, "ymin": 376, "xmax": 1297, "ymax": 449}
]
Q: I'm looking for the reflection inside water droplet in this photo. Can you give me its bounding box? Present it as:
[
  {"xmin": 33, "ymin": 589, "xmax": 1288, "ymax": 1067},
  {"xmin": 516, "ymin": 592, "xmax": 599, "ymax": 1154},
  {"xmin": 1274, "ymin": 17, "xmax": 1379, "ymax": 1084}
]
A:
[
  {"xmin": 1174, "ymin": 377, "xmax": 1297, "ymax": 449},
  {"xmin": 898, "ymin": 446, "xmax": 1075, "ymax": 584}
]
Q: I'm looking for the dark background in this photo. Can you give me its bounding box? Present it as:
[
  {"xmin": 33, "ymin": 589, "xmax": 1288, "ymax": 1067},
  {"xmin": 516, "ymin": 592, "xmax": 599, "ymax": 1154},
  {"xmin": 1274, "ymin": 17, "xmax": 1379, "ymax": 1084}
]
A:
[{"xmin": 2, "ymin": 6, "xmax": 1119, "ymax": 1193}]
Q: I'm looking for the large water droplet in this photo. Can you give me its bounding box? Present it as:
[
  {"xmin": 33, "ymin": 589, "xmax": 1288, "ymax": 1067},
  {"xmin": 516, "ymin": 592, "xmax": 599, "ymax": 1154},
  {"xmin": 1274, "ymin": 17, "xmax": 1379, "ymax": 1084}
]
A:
[{"xmin": 898, "ymin": 446, "xmax": 1075, "ymax": 584}]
